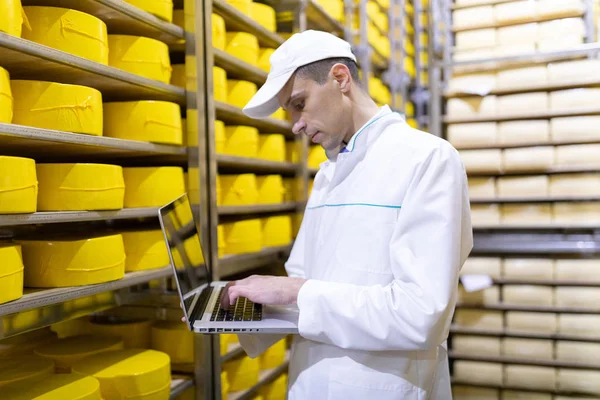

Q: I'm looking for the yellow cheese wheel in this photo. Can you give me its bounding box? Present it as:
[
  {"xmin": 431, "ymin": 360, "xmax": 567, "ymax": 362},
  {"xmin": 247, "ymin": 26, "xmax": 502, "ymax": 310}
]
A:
[
  {"xmin": 222, "ymin": 371, "xmax": 230, "ymax": 398},
  {"xmin": 315, "ymin": 0, "xmax": 343, "ymax": 21},
  {"xmin": 123, "ymin": 167, "xmax": 185, "ymax": 207},
  {"xmin": 221, "ymin": 174, "xmax": 259, "ymax": 206},
  {"xmin": 250, "ymin": 3, "xmax": 276, "ymax": 32},
  {"xmin": 259, "ymin": 373, "xmax": 287, "ymax": 400},
  {"xmin": 50, "ymin": 317, "xmax": 91, "ymax": 339},
  {"xmin": 223, "ymin": 355, "xmax": 259, "ymax": 392},
  {"xmin": 286, "ymin": 141, "xmax": 302, "ymax": 163},
  {"xmin": 19, "ymin": 234, "xmax": 125, "ymax": 287},
  {"xmin": 122, "ymin": 230, "xmax": 169, "ymax": 272},
  {"xmin": 0, "ymin": 67, "xmax": 12, "ymax": 123},
  {"xmin": 214, "ymin": 67, "xmax": 227, "ymax": 103},
  {"xmin": 171, "ymin": 64, "xmax": 185, "ymax": 88},
  {"xmin": 183, "ymin": 0, "xmax": 195, "ymax": 32},
  {"xmin": 186, "ymin": 109, "xmax": 199, "ymax": 147},
  {"xmin": 0, "ymin": 0, "xmax": 23, "ymax": 37},
  {"xmin": 172, "ymin": 232, "xmax": 205, "ymax": 267},
  {"xmin": 215, "ymin": 120, "xmax": 226, "ymax": 153},
  {"xmin": 123, "ymin": 0, "xmax": 173, "ymax": 22},
  {"xmin": 259, "ymin": 338, "xmax": 286, "ymax": 370},
  {"xmin": 227, "ymin": 80, "xmax": 257, "ymax": 108},
  {"xmin": 71, "ymin": 349, "xmax": 171, "ymax": 399},
  {"xmin": 212, "ymin": 14, "xmax": 225, "ymax": 50},
  {"xmin": 35, "ymin": 334, "xmax": 124, "ymax": 373},
  {"xmin": 272, "ymin": 107, "xmax": 287, "ymax": 121},
  {"xmin": 22, "ymin": 6, "xmax": 108, "ymax": 64},
  {"xmin": 258, "ymin": 48, "xmax": 274, "ymax": 72},
  {"xmin": 0, "ymin": 156, "xmax": 37, "ymax": 214},
  {"xmin": 108, "ymin": 35, "xmax": 171, "ymax": 83},
  {"xmin": 262, "ymin": 216, "xmax": 292, "ymax": 247},
  {"xmin": 104, "ymin": 101, "xmax": 183, "ymax": 145},
  {"xmin": 0, "ymin": 354, "xmax": 54, "ymax": 387},
  {"xmin": 223, "ymin": 219, "xmax": 262, "ymax": 255},
  {"xmin": 185, "ymin": 55, "xmax": 197, "ymax": 91},
  {"xmin": 151, "ymin": 321, "xmax": 194, "ymax": 364},
  {"xmin": 36, "ymin": 163, "xmax": 124, "ymax": 211},
  {"xmin": 224, "ymin": 0, "xmax": 252, "ymax": 15},
  {"xmin": 258, "ymin": 134, "xmax": 286, "ymax": 162},
  {"xmin": 187, "ymin": 167, "xmax": 200, "ymax": 205},
  {"xmin": 308, "ymin": 145, "xmax": 327, "ymax": 169},
  {"xmin": 224, "ymin": 125, "xmax": 259, "ymax": 157},
  {"xmin": 225, "ymin": 32, "xmax": 259, "ymax": 66},
  {"xmin": 3, "ymin": 374, "xmax": 101, "ymax": 400},
  {"xmin": 257, "ymin": 175, "xmax": 284, "ymax": 204},
  {"xmin": 11, "ymin": 80, "xmax": 103, "ymax": 135},
  {"xmin": 88, "ymin": 317, "xmax": 152, "ymax": 349},
  {"xmin": 0, "ymin": 244, "xmax": 24, "ymax": 305}
]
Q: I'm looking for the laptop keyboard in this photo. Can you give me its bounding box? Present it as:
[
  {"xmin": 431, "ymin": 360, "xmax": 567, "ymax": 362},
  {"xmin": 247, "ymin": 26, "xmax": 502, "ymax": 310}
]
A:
[{"xmin": 210, "ymin": 288, "xmax": 263, "ymax": 322}]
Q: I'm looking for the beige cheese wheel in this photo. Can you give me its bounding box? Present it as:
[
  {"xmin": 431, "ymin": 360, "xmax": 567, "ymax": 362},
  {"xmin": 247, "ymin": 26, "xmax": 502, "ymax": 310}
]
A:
[
  {"xmin": 498, "ymin": 121, "xmax": 550, "ymax": 145},
  {"xmin": 555, "ymin": 287, "xmax": 600, "ymax": 309},
  {"xmin": 550, "ymin": 174, "xmax": 600, "ymax": 197},
  {"xmin": 496, "ymin": 176, "xmax": 549, "ymax": 198},
  {"xmin": 455, "ymin": 310, "xmax": 504, "ymax": 330},
  {"xmin": 502, "ymin": 147, "xmax": 554, "ymax": 173},
  {"xmin": 468, "ymin": 177, "xmax": 497, "ymax": 199},
  {"xmin": 454, "ymin": 48, "xmax": 497, "ymax": 62},
  {"xmin": 501, "ymin": 338, "xmax": 553, "ymax": 360},
  {"xmin": 453, "ymin": 6, "xmax": 495, "ymax": 30},
  {"xmin": 447, "ymin": 123, "xmax": 497, "ymax": 147},
  {"xmin": 497, "ymin": 23, "xmax": 538, "ymax": 45},
  {"xmin": 503, "ymin": 258, "xmax": 554, "ymax": 280},
  {"xmin": 502, "ymin": 285, "xmax": 554, "ymax": 306},
  {"xmin": 501, "ymin": 391, "xmax": 551, "ymax": 400},
  {"xmin": 538, "ymin": 18, "xmax": 585, "ymax": 41},
  {"xmin": 455, "ymin": 29, "xmax": 497, "ymax": 50},
  {"xmin": 547, "ymin": 60, "xmax": 600, "ymax": 83},
  {"xmin": 497, "ymin": 93, "xmax": 548, "ymax": 115},
  {"xmin": 538, "ymin": 34, "xmax": 583, "ymax": 52},
  {"xmin": 556, "ymin": 341, "xmax": 600, "ymax": 364},
  {"xmin": 550, "ymin": 89, "xmax": 600, "ymax": 111},
  {"xmin": 506, "ymin": 312, "xmax": 557, "ymax": 334},
  {"xmin": 471, "ymin": 204, "xmax": 501, "ymax": 226},
  {"xmin": 550, "ymin": 117, "xmax": 600, "ymax": 142},
  {"xmin": 453, "ymin": 361, "xmax": 503, "ymax": 385},
  {"xmin": 453, "ymin": 385, "xmax": 499, "ymax": 400},
  {"xmin": 558, "ymin": 314, "xmax": 600, "ymax": 338},
  {"xmin": 537, "ymin": 0, "xmax": 584, "ymax": 19},
  {"xmin": 552, "ymin": 202, "xmax": 600, "ymax": 226},
  {"xmin": 505, "ymin": 365, "xmax": 557, "ymax": 391},
  {"xmin": 449, "ymin": 73, "xmax": 497, "ymax": 95},
  {"xmin": 461, "ymin": 257, "xmax": 502, "ymax": 278},
  {"xmin": 448, "ymin": 96, "xmax": 497, "ymax": 117},
  {"xmin": 458, "ymin": 286, "xmax": 500, "ymax": 305},
  {"xmin": 495, "ymin": 43, "xmax": 536, "ymax": 57},
  {"xmin": 460, "ymin": 150, "xmax": 502, "ymax": 173},
  {"xmin": 501, "ymin": 204, "xmax": 552, "ymax": 226},
  {"xmin": 555, "ymin": 144, "xmax": 600, "ymax": 168},
  {"xmin": 558, "ymin": 369, "xmax": 600, "ymax": 395},
  {"xmin": 452, "ymin": 335, "xmax": 501, "ymax": 356},
  {"xmin": 495, "ymin": 0, "xmax": 536, "ymax": 24},
  {"xmin": 496, "ymin": 66, "xmax": 547, "ymax": 89},
  {"xmin": 555, "ymin": 259, "xmax": 600, "ymax": 281}
]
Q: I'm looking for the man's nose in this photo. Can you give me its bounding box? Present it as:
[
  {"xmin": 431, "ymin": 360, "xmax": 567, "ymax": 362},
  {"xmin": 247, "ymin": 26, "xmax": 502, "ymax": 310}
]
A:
[{"xmin": 292, "ymin": 119, "xmax": 306, "ymax": 135}]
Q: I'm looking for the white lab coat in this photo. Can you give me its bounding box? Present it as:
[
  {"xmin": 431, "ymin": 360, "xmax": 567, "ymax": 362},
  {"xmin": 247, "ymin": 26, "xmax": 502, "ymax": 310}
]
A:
[{"xmin": 238, "ymin": 106, "xmax": 473, "ymax": 399}]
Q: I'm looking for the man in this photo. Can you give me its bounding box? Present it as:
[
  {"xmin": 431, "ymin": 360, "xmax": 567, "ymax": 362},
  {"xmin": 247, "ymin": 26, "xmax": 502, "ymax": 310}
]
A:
[{"xmin": 221, "ymin": 30, "xmax": 473, "ymax": 399}]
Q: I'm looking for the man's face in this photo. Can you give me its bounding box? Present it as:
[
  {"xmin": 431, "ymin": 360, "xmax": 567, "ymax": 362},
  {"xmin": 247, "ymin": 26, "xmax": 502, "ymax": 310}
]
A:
[{"xmin": 277, "ymin": 73, "xmax": 349, "ymax": 151}]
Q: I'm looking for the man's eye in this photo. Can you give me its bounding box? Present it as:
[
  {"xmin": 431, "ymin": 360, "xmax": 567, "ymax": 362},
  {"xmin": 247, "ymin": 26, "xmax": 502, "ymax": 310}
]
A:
[{"xmin": 294, "ymin": 101, "xmax": 304, "ymax": 111}]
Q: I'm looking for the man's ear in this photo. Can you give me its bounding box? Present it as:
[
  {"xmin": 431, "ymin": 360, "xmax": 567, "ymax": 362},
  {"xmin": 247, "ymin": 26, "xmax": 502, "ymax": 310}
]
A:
[{"xmin": 331, "ymin": 63, "xmax": 351, "ymax": 93}]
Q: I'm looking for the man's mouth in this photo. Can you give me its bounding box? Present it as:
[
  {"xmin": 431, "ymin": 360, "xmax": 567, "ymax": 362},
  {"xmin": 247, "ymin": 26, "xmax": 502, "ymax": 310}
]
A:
[{"xmin": 310, "ymin": 131, "xmax": 321, "ymax": 143}]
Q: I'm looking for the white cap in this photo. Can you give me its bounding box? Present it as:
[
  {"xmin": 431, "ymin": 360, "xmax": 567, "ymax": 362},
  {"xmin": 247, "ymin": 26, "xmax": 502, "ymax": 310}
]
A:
[{"xmin": 242, "ymin": 30, "xmax": 357, "ymax": 119}]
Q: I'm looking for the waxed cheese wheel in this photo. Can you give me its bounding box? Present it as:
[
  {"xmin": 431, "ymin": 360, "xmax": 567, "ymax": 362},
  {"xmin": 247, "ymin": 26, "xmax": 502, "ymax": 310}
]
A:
[
  {"xmin": 460, "ymin": 257, "xmax": 502, "ymax": 278},
  {"xmin": 454, "ymin": 310, "xmax": 504, "ymax": 330},
  {"xmin": 225, "ymin": 32, "xmax": 259, "ymax": 66},
  {"xmin": 151, "ymin": 321, "xmax": 194, "ymax": 365},
  {"xmin": 497, "ymin": 93, "xmax": 548, "ymax": 115},
  {"xmin": 556, "ymin": 341, "xmax": 600, "ymax": 364},
  {"xmin": 458, "ymin": 285, "xmax": 500, "ymax": 305},
  {"xmin": 471, "ymin": 204, "xmax": 501, "ymax": 226},
  {"xmin": 497, "ymin": 23, "xmax": 537, "ymax": 45},
  {"xmin": 261, "ymin": 216, "xmax": 293, "ymax": 247},
  {"xmin": 0, "ymin": 67, "xmax": 11, "ymax": 123},
  {"xmin": 538, "ymin": 18, "xmax": 585, "ymax": 41},
  {"xmin": 537, "ymin": 0, "xmax": 584, "ymax": 19},
  {"xmin": 496, "ymin": 176, "xmax": 549, "ymax": 198},
  {"xmin": 0, "ymin": 354, "xmax": 54, "ymax": 386},
  {"xmin": 502, "ymin": 147, "xmax": 554, "ymax": 172},
  {"xmin": 555, "ymin": 287, "xmax": 600, "ymax": 309},
  {"xmin": 122, "ymin": 230, "xmax": 169, "ymax": 272},
  {"xmin": 0, "ymin": 0, "xmax": 23, "ymax": 37},
  {"xmin": 468, "ymin": 177, "xmax": 496, "ymax": 199},
  {"xmin": 448, "ymin": 73, "xmax": 496, "ymax": 96},
  {"xmin": 558, "ymin": 369, "xmax": 600, "ymax": 395},
  {"xmin": 552, "ymin": 202, "xmax": 600, "ymax": 226},
  {"xmin": 555, "ymin": 259, "xmax": 600, "ymax": 281},
  {"xmin": 89, "ymin": 317, "xmax": 152, "ymax": 348},
  {"xmin": 503, "ymin": 258, "xmax": 554, "ymax": 280},
  {"xmin": 447, "ymin": 96, "xmax": 496, "ymax": 117},
  {"xmin": 459, "ymin": 150, "xmax": 502, "ymax": 173},
  {"xmin": 502, "ymin": 285, "xmax": 554, "ymax": 306},
  {"xmin": 108, "ymin": 35, "xmax": 171, "ymax": 83},
  {"xmin": 506, "ymin": 312, "xmax": 557, "ymax": 333},
  {"xmin": 452, "ymin": 335, "xmax": 501, "ymax": 356},
  {"xmin": 551, "ymin": 117, "xmax": 600, "ymax": 142},
  {"xmin": 0, "ymin": 244, "xmax": 24, "ymax": 305},
  {"xmin": 550, "ymin": 89, "xmax": 600, "ymax": 111},
  {"xmin": 550, "ymin": 174, "xmax": 600, "ymax": 197},
  {"xmin": 502, "ymin": 338, "xmax": 553, "ymax": 360},
  {"xmin": 501, "ymin": 204, "xmax": 552, "ymax": 226},
  {"xmin": 495, "ymin": 0, "xmax": 536, "ymax": 24},
  {"xmin": 447, "ymin": 123, "xmax": 497, "ymax": 147},
  {"xmin": 123, "ymin": 167, "xmax": 185, "ymax": 208},
  {"xmin": 558, "ymin": 314, "xmax": 600, "ymax": 338},
  {"xmin": 0, "ymin": 156, "xmax": 37, "ymax": 214},
  {"xmin": 547, "ymin": 60, "xmax": 600, "ymax": 83},
  {"xmin": 453, "ymin": 361, "xmax": 503, "ymax": 385},
  {"xmin": 555, "ymin": 144, "xmax": 600, "ymax": 168},
  {"xmin": 505, "ymin": 365, "xmax": 557, "ymax": 390},
  {"xmin": 123, "ymin": 0, "xmax": 173, "ymax": 22},
  {"xmin": 453, "ymin": 6, "xmax": 495, "ymax": 30},
  {"xmin": 453, "ymin": 386, "xmax": 499, "ymax": 400},
  {"xmin": 496, "ymin": 66, "xmax": 547, "ymax": 89},
  {"xmin": 455, "ymin": 29, "xmax": 497, "ymax": 50},
  {"xmin": 1, "ymin": 374, "xmax": 101, "ymax": 400},
  {"xmin": 498, "ymin": 121, "xmax": 549, "ymax": 145}
]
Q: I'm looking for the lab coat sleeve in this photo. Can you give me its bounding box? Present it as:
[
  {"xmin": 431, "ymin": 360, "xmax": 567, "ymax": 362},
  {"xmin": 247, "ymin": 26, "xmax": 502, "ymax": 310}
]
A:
[{"xmin": 296, "ymin": 144, "xmax": 473, "ymax": 351}]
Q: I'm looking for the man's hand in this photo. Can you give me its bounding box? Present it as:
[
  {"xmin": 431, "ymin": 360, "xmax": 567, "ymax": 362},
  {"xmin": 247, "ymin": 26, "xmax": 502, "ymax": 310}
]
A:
[{"xmin": 221, "ymin": 275, "xmax": 307, "ymax": 308}]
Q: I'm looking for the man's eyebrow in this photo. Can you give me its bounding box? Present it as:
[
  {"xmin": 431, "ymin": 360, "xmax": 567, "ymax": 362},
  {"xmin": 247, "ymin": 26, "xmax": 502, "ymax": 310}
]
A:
[{"xmin": 284, "ymin": 91, "xmax": 305, "ymax": 110}]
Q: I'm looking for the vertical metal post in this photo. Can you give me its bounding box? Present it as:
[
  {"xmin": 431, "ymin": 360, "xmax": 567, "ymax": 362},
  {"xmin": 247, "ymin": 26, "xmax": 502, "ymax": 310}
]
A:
[
  {"xmin": 428, "ymin": 0, "xmax": 443, "ymax": 138},
  {"xmin": 584, "ymin": 0, "xmax": 596, "ymax": 43},
  {"xmin": 359, "ymin": 0, "xmax": 371, "ymax": 91},
  {"xmin": 397, "ymin": 0, "xmax": 407, "ymax": 113},
  {"xmin": 413, "ymin": 0, "xmax": 423, "ymax": 128},
  {"xmin": 442, "ymin": 0, "xmax": 452, "ymax": 91}
]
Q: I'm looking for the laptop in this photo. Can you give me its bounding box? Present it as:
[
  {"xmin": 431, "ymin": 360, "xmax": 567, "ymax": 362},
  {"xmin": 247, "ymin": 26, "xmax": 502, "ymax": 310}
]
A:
[{"xmin": 158, "ymin": 193, "xmax": 299, "ymax": 334}]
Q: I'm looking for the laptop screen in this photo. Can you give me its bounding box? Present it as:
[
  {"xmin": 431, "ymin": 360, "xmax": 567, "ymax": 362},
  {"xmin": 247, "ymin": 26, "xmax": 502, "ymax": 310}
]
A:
[{"xmin": 158, "ymin": 193, "xmax": 210, "ymax": 323}]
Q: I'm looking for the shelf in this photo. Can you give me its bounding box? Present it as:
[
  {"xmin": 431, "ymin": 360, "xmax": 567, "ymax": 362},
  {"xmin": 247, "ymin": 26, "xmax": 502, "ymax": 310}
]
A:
[
  {"xmin": 467, "ymin": 166, "xmax": 600, "ymax": 177},
  {"xmin": 219, "ymin": 245, "xmax": 293, "ymax": 277},
  {"xmin": 456, "ymin": 303, "xmax": 600, "ymax": 314},
  {"xmin": 473, "ymin": 224, "xmax": 600, "ymax": 230},
  {"xmin": 455, "ymin": 138, "xmax": 600, "ymax": 151},
  {"xmin": 0, "ymin": 123, "xmax": 187, "ymax": 164},
  {"xmin": 218, "ymin": 203, "xmax": 299, "ymax": 216},
  {"xmin": 453, "ymin": 11, "xmax": 584, "ymax": 33},
  {"xmin": 451, "ymin": 0, "xmax": 522, "ymax": 10},
  {"xmin": 221, "ymin": 343, "xmax": 244, "ymax": 362},
  {"xmin": 446, "ymin": 78, "xmax": 600, "ymax": 98},
  {"xmin": 215, "ymin": 102, "xmax": 292, "ymax": 134},
  {"xmin": 213, "ymin": 0, "xmax": 284, "ymax": 48},
  {"xmin": 0, "ymin": 207, "xmax": 159, "ymax": 227},
  {"xmin": 470, "ymin": 196, "xmax": 600, "ymax": 204},
  {"xmin": 445, "ymin": 107, "xmax": 600, "ymax": 124},
  {"xmin": 22, "ymin": 0, "xmax": 184, "ymax": 45},
  {"xmin": 213, "ymin": 48, "xmax": 267, "ymax": 86},
  {"xmin": 170, "ymin": 377, "xmax": 194, "ymax": 399},
  {"xmin": 472, "ymin": 231, "xmax": 600, "ymax": 255},
  {"xmin": 228, "ymin": 359, "xmax": 289, "ymax": 400},
  {"xmin": 450, "ymin": 326, "xmax": 600, "ymax": 343},
  {"xmin": 0, "ymin": 33, "xmax": 186, "ymax": 106},
  {"xmin": 449, "ymin": 352, "xmax": 600, "ymax": 370},
  {"xmin": 217, "ymin": 154, "xmax": 299, "ymax": 174},
  {"xmin": 451, "ymin": 379, "xmax": 598, "ymax": 397},
  {"xmin": 491, "ymin": 278, "xmax": 600, "ymax": 287}
]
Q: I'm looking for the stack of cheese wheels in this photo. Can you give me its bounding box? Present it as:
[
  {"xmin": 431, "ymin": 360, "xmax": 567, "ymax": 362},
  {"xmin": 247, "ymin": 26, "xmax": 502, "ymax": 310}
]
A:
[
  {"xmin": 124, "ymin": 0, "xmax": 173, "ymax": 21},
  {"xmin": 0, "ymin": 156, "xmax": 37, "ymax": 214},
  {"xmin": 104, "ymin": 101, "xmax": 183, "ymax": 145},
  {"xmin": 122, "ymin": 230, "xmax": 170, "ymax": 272},
  {"xmin": 34, "ymin": 334, "xmax": 124, "ymax": 373},
  {"xmin": 261, "ymin": 216, "xmax": 293, "ymax": 247},
  {"xmin": 222, "ymin": 219, "xmax": 262, "ymax": 255},
  {"xmin": 19, "ymin": 234, "xmax": 126, "ymax": 287},
  {"xmin": 22, "ymin": 6, "xmax": 108, "ymax": 64},
  {"xmin": 257, "ymin": 175, "xmax": 285, "ymax": 204},
  {"xmin": 88, "ymin": 316, "xmax": 152, "ymax": 349},
  {"xmin": 220, "ymin": 174, "xmax": 259, "ymax": 205},
  {"xmin": 11, "ymin": 80, "xmax": 103, "ymax": 136},
  {"xmin": 123, "ymin": 167, "xmax": 185, "ymax": 208},
  {"xmin": 223, "ymin": 125, "xmax": 259, "ymax": 157},
  {"xmin": 71, "ymin": 349, "xmax": 171, "ymax": 400},
  {"xmin": 36, "ymin": 163, "xmax": 125, "ymax": 211},
  {"xmin": 108, "ymin": 35, "xmax": 171, "ymax": 83},
  {"xmin": 0, "ymin": 244, "xmax": 24, "ymax": 305},
  {"xmin": 3, "ymin": 373, "xmax": 101, "ymax": 399},
  {"xmin": 0, "ymin": 354, "xmax": 54, "ymax": 387}
]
